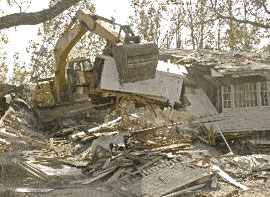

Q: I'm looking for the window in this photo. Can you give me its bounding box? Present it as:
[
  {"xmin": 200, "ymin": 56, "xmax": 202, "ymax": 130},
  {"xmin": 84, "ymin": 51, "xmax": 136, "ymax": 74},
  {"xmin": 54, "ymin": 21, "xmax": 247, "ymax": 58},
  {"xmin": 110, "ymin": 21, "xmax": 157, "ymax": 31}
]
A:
[
  {"xmin": 234, "ymin": 83, "xmax": 257, "ymax": 107},
  {"xmin": 260, "ymin": 82, "xmax": 269, "ymax": 106},
  {"xmin": 222, "ymin": 82, "xmax": 260, "ymax": 110},
  {"xmin": 223, "ymin": 85, "xmax": 232, "ymax": 108}
]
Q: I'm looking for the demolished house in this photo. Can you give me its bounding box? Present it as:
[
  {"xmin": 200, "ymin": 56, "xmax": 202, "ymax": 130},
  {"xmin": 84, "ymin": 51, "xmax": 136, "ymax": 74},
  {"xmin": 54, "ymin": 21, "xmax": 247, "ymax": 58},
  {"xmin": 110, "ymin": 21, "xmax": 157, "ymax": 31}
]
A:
[
  {"xmin": 160, "ymin": 49, "xmax": 270, "ymax": 146},
  {"xmin": 1, "ymin": 49, "xmax": 270, "ymax": 196}
]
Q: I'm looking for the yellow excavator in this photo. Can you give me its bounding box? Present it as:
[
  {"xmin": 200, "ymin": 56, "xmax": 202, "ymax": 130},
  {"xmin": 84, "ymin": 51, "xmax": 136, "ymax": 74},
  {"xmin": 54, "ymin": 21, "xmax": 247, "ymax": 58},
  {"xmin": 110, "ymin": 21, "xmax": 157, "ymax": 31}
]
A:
[
  {"xmin": 53, "ymin": 10, "xmax": 159, "ymax": 103},
  {"xmin": 24, "ymin": 10, "xmax": 158, "ymax": 108}
]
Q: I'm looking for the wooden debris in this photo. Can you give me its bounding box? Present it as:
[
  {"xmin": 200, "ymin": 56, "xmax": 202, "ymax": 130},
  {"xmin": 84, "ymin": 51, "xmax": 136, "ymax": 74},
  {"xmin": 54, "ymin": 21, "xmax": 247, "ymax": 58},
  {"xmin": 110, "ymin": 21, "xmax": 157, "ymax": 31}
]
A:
[
  {"xmin": 215, "ymin": 123, "xmax": 234, "ymax": 154},
  {"xmin": 82, "ymin": 165, "xmax": 118, "ymax": 185},
  {"xmin": 0, "ymin": 137, "xmax": 10, "ymax": 145},
  {"xmin": 0, "ymin": 127, "xmax": 17, "ymax": 139},
  {"xmin": 105, "ymin": 168, "xmax": 125, "ymax": 184},
  {"xmin": 152, "ymin": 143, "xmax": 191, "ymax": 152},
  {"xmin": 18, "ymin": 161, "xmax": 49, "ymax": 180},
  {"xmin": 163, "ymin": 183, "xmax": 206, "ymax": 197},
  {"xmin": 211, "ymin": 164, "xmax": 248, "ymax": 191},
  {"xmin": 211, "ymin": 176, "xmax": 218, "ymax": 188},
  {"xmin": 15, "ymin": 187, "xmax": 54, "ymax": 193}
]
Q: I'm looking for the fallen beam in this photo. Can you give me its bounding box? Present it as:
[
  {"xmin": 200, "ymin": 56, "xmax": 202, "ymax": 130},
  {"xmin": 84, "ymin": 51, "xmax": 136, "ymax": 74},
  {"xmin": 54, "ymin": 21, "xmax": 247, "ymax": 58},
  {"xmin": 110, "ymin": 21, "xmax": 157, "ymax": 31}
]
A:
[{"xmin": 211, "ymin": 164, "xmax": 248, "ymax": 191}]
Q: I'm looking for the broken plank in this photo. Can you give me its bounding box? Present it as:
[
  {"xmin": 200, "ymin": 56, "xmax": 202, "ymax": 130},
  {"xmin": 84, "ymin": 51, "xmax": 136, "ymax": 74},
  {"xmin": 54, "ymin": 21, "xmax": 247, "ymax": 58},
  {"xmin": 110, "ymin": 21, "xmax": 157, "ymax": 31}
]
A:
[
  {"xmin": 15, "ymin": 187, "xmax": 54, "ymax": 193},
  {"xmin": 130, "ymin": 156, "xmax": 161, "ymax": 175},
  {"xmin": 0, "ymin": 127, "xmax": 17, "ymax": 138},
  {"xmin": 0, "ymin": 137, "xmax": 10, "ymax": 145},
  {"xmin": 152, "ymin": 143, "xmax": 191, "ymax": 152},
  {"xmin": 163, "ymin": 183, "xmax": 206, "ymax": 197},
  {"xmin": 211, "ymin": 164, "xmax": 248, "ymax": 191},
  {"xmin": 81, "ymin": 165, "xmax": 118, "ymax": 185},
  {"xmin": 105, "ymin": 168, "xmax": 125, "ymax": 184},
  {"xmin": 18, "ymin": 161, "xmax": 48, "ymax": 180}
]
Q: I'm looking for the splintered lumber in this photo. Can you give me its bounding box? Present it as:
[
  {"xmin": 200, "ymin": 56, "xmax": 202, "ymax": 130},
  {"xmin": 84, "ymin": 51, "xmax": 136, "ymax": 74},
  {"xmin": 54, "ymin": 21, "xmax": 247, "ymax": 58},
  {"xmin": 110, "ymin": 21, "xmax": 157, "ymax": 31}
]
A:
[
  {"xmin": 71, "ymin": 117, "xmax": 122, "ymax": 140},
  {"xmin": 87, "ymin": 117, "xmax": 122, "ymax": 134},
  {"xmin": 152, "ymin": 143, "xmax": 191, "ymax": 152},
  {"xmin": 15, "ymin": 187, "xmax": 54, "ymax": 193},
  {"xmin": 18, "ymin": 161, "xmax": 48, "ymax": 180},
  {"xmin": 82, "ymin": 165, "xmax": 118, "ymax": 185},
  {"xmin": 0, "ymin": 127, "xmax": 17, "ymax": 139},
  {"xmin": 214, "ymin": 123, "xmax": 233, "ymax": 154},
  {"xmin": 131, "ymin": 122, "xmax": 182, "ymax": 135},
  {"xmin": 126, "ymin": 161, "xmax": 212, "ymax": 196},
  {"xmin": 105, "ymin": 168, "xmax": 125, "ymax": 183},
  {"xmin": 163, "ymin": 183, "xmax": 206, "ymax": 197},
  {"xmin": 211, "ymin": 164, "xmax": 248, "ymax": 191},
  {"xmin": 0, "ymin": 137, "xmax": 10, "ymax": 145},
  {"xmin": 130, "ymin": 156, "xmax": 161, "ymax": 175}
]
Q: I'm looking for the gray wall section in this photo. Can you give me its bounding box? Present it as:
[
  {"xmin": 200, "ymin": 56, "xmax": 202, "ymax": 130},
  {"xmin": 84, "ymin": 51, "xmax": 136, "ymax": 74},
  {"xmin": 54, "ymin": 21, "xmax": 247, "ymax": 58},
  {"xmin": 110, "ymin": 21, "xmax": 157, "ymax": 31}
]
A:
[
  {"xmin": 185, "ymin": 88, "xmax": 218, "ymax": 118},
  {"xmin": 100, "ymin": 56, "xmax": 184, "ymax": 106}
]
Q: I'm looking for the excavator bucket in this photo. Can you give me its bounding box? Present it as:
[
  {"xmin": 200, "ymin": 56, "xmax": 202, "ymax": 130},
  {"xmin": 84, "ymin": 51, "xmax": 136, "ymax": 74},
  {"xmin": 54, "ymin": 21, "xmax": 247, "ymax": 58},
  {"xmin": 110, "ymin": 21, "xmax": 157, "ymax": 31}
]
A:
[{"xmin": 113, "ymin": 43, "xmax": 159, "ymax": 83}]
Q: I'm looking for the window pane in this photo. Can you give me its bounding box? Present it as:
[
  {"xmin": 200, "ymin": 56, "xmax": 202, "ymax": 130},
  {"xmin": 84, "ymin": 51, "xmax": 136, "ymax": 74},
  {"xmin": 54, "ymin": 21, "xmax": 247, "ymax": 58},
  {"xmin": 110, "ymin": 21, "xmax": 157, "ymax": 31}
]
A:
[
  {"xmin": 234, "ymin": 82, "xmax": 257, "ymax": 108},
  {"xmin": 223, "ymin": 85, "xmax": 232, "ymax": 109},
  {"xmin": 261, "ymin": 82, "xmax": 269, "ymax": 106}
]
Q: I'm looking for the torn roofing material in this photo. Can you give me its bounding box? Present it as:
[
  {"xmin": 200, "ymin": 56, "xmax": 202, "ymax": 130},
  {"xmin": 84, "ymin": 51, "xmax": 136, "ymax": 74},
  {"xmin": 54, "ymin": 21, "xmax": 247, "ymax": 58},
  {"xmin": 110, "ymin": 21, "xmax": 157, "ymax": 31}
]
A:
[{"xmin": 160, "ymin": 49, "xmax": 270, "ymax": 77}]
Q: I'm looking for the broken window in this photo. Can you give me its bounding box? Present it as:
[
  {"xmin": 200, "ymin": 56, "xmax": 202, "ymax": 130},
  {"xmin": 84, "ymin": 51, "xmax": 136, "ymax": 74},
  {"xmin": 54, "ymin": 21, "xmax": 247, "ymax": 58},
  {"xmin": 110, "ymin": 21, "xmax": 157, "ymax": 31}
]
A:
[
  {"xmin": 223, "ymin": 85, "xmax": 232, "ymax": 108},
  {"xmin": 234, "ymin": 83, "xmax": 257, "ymax": 107}
]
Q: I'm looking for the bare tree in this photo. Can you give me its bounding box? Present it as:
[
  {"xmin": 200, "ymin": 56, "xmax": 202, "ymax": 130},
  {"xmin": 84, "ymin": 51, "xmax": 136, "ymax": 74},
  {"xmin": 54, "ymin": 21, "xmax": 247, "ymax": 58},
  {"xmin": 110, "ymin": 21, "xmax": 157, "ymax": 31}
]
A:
[{"xmin": 210, "ymin": 0, "xmax": 270, "ymax": 29}]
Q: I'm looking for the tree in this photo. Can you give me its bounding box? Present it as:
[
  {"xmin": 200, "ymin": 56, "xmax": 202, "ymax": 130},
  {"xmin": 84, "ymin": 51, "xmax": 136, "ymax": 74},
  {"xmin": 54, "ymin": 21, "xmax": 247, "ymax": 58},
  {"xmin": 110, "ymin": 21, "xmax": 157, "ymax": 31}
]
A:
[
  {"xmin": 210, "ymin": 0, "xmax": 270, "ymax": 29},
  {"xmin": 27, "ymin": 0, "xmax": 105, "ymax": 79},
  {"xmin": 10, "ymin": 52, "xmax": 30, "ymax": 85},
  {"xmin": 160, "ymin": 2, "xmax": 186, "ymax": 49},
  {"xmin": 0, "ymin": 51, "xmax": 8, "ymax": 83},
  {"xmin": 130, "ymin": 0, "xmax": 168, "ymax": 46},
  {"xmin": 210, "ymin": 0, "xmax": 263, "ymax": 51},
  {"xmin": 0, "ymin": 0, "xmax": 82, "ymax": 30}
]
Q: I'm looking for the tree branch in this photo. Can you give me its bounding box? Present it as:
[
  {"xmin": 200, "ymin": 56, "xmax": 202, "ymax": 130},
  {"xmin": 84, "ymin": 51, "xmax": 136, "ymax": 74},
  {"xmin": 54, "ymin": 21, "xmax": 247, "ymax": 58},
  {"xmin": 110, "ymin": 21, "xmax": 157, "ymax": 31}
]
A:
[
  {"xmin": 216, "ymin": 13, "xmax": 270, "ymax": 29},
  {"xmin": 0, "ymin": 0, "xmax": 81, "ymax": 30},
  {"xmin": 261, "ymin": 1, "xmax": 270, "ymax": 15}
]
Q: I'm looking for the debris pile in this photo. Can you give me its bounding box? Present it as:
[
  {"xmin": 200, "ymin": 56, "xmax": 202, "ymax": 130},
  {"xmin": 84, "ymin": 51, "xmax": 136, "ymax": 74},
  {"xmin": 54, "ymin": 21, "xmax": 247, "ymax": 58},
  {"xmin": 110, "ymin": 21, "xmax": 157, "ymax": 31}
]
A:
[{"xmin": 0, "ymin": 93, "xmax": 270, "ymax": 196}]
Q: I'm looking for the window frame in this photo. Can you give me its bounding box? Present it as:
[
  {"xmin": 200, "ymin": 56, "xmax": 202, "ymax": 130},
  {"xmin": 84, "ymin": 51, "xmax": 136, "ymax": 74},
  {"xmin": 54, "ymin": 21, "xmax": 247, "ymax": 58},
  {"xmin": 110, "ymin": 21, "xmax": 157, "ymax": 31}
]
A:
[{"xmin": 221, "ymin": 81, "xmax": 269, "ymax": 111}]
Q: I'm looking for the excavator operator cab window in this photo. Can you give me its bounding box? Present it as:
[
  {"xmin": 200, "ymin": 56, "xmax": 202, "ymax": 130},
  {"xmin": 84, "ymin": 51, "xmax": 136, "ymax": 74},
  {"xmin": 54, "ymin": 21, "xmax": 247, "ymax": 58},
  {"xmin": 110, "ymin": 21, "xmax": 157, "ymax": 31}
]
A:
[
  {"xmin": 69, "ymin": 59, "xmax": 92, "ymax": 72},
  {"xmin": 83, "ymin": 60, "xmax": 92, "ymax": 71}
]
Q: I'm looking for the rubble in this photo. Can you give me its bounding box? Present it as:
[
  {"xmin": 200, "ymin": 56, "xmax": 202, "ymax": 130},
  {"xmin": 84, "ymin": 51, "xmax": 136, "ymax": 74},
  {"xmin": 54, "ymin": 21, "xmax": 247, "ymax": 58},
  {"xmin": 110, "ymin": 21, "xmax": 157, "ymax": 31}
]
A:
[{"xmin": 0, "ymin": 83, "xmax": 270, "ymax": 196}]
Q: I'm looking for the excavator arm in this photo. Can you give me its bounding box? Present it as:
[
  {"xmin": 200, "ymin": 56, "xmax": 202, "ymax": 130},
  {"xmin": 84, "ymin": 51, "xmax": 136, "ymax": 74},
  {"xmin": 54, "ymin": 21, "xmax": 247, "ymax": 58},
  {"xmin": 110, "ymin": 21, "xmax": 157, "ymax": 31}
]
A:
[
  {"xmin": 54, "ymin": 11, "xmax": 124, "ymax": 102},
  {"xmin": 54, "ymin": 10, "xmax": 158, "ymax": 103}
]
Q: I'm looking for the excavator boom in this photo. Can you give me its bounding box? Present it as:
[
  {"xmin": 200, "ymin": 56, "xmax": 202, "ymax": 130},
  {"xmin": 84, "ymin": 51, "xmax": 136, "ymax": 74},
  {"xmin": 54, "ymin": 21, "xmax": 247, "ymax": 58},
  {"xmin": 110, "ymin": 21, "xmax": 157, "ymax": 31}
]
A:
[{"xmin": 54, "ymin": 10, "xmax": 158, "ymax": 103}]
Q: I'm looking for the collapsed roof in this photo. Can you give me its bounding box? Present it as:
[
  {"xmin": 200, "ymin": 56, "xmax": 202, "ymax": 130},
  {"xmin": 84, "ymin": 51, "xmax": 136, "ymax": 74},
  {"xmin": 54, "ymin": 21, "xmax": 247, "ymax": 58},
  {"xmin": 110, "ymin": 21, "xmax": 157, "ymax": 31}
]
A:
[{"xmin": 160, "ymin": 49, "xmax": 270, "ymax": 78}]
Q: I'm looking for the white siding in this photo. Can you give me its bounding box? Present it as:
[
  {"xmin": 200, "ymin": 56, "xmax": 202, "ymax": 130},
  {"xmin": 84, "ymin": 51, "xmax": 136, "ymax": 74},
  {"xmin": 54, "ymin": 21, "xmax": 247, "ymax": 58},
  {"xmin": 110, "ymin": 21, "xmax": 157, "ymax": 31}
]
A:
[{"xmin": 100, "ymin": 56, "xmax": 184, "ymax": 105}]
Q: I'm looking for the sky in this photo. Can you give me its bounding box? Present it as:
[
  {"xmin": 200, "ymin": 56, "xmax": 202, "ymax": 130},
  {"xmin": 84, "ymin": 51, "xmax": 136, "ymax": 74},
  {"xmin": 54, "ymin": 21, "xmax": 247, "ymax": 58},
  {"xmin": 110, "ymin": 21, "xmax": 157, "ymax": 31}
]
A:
[{"xmin": 0, "ymin": 0, "xmax": 132, "ymax": 76}]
